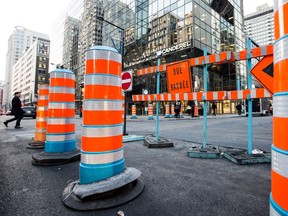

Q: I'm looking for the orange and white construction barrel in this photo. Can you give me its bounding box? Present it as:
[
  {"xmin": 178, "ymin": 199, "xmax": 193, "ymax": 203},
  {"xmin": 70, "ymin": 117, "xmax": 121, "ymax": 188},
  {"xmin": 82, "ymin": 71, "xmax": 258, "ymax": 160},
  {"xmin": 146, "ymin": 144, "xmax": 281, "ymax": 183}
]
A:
[
  {"xmin": 164, "ymin": 103, "xmax": 171, "ymax": 118},
  {"xmin": 44, "ymin": 69, "xmax": 76, "ymax": 152},
  {"xmin": 147, "ymin": 103, "xmax": 154, "ymax": 120},
  {"xmin": 270, "ymin": 1, "xmax": 288, "ymax": 215},
  {"xmin": 194, "ymin": 105, "xmax": 199, "ymax": 117},
  {"xmin": 27, "ymin": 84, "xmax": 49, "ymax": 149},
  {"xmin": 80, "ymin": 46, "xmax": 124, "ymax": 184},
  {"xmin": 130, "ymin": 104, "xmax": 137, "ymax": 119},
  {"xmin": 171, "ymin": 104, "xmax": 175, "ymax": 118},
  {"xmin": 180, "ymin": 105, "xmax": 184, "ymax": 118}
]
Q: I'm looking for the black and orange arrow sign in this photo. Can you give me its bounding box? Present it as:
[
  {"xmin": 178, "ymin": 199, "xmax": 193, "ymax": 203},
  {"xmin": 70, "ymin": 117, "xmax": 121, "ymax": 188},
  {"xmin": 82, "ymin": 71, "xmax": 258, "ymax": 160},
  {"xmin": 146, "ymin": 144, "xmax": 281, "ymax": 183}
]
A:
[{"xmin": 250, "ymin": 55, "xmax": 274, "ymax": 94}]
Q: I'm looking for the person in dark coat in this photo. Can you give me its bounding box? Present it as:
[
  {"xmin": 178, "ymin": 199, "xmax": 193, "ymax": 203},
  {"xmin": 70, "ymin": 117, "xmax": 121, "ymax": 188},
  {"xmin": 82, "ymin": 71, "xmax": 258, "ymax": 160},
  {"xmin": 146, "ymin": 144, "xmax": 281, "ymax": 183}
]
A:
[
  {"xmin": 212, "ymin": 102, "xmax": 217, "ymax": 116},
  {"xmin": 3, "ymin": 92, "xmax": 24, "ymax": 129},
  {"xmin": 189, "ymin": 100, "xmax": 195, "ymax": 117},
  {"xmin": 174, "ymin": 101, "xmax": 181, "ymax": 118},
  {"xmin": 236, "ymin": 102, "xmax": 242, "ymax": 115}
]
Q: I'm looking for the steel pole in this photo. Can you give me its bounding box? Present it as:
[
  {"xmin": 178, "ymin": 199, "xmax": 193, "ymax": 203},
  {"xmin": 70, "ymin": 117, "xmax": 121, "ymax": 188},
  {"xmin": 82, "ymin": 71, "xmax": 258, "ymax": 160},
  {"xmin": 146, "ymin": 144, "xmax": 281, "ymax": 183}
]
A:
[
  {"xmin": 247, "ymin": 38, "xmax": 253, "ymax": 155},
  {"xmin": 155, "ymin": 57, "xmax": 161, "ymax": 142},
  {"xmin": 202, "ymin": 48, "xmax": 208, "ymax": 149}
]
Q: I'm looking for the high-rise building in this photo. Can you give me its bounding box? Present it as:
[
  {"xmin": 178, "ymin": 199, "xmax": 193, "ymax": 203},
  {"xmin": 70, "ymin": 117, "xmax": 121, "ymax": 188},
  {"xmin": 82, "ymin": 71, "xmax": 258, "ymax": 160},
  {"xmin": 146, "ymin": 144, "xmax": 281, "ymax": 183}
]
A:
[
  {"xmin": 11, "ymin": 38, "xmax": 50, "ymax": 106},
  {"xmin": 51, "ymin": 0, "xmax": 246, "ymax": 114},
  {"xmin": 3, "ymin": 26, "xmax": 49, "ymax": 110},
  {"xmin": 50, "ymin": 0, "xmax": 104, "ymax": 109},
  {"xmin": 244, "ymin": 3, "xmax": 274, "ymax": 46}
]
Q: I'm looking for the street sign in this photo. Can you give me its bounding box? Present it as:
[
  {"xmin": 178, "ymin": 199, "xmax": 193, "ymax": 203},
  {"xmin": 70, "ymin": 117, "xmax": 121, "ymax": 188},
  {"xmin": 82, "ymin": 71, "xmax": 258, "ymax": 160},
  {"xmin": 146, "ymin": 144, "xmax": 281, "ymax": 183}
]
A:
[
  {"xmin": 166, "ymin": 60, "xmax": 192, "ymax": 93},
  {"xmin": 250, "ymin": 55, "xmax": 274, "ymax": 94},
  {"xmin": 122, "ymin": 70, "xmax": 133, "ymax": 92}
]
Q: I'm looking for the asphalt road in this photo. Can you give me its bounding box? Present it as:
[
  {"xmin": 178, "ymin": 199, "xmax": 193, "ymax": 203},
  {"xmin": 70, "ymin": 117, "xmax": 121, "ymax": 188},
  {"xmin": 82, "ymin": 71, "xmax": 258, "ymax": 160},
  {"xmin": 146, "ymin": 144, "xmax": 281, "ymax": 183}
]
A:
[
  {"xmin": 0, "ymin": 114, "xmax": 272, "ymax": 216},
  {"xmin": 126, "ymin": 115, "xmax": 272, "ymax": 152},
  {"xmin": 1, "ymin": 114, "xmax": 272, "ymax": 152}
]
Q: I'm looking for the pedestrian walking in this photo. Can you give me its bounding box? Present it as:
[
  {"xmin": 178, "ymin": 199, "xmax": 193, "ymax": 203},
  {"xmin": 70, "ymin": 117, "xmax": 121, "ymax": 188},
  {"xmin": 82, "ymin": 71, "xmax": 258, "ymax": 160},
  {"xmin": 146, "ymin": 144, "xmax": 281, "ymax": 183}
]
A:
[
  {"xmin": 189, "ymin": 100, "xmax": 195, "ymax": 117},
  {"xmin": 3, "ymin": 92, "xmax": 24, "ymax": 129},
  {"xmin": 269, "ymin": 101, "xmax": 273, "ymax": 115},
  {"xmin": 186, "ymin": 105, "xmax": 191, "ymax": 115},
  {"xmin": 174, "ymin": 101, "xmax": 181, "ymax": 118},
  {"xmin": 236, "ymin": 102, "xmax": 242, "ymax": 115},
  {"xmin": 212, "ymin": 102, "xmax": 217, "ymax": 116}
]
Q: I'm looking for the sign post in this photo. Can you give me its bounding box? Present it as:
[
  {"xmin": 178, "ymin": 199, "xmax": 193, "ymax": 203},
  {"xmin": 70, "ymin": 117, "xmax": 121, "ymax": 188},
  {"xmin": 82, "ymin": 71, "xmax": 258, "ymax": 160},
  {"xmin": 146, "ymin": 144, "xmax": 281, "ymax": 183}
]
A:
[
  {"xmin": 203, "ymin": 48, "xmax": 208, "ymax": 149},
  {"xmin": 122, "ymin": 70, "xmax": 133, "ymax": 136},
  {"xmin": 155, "ymin": 51, "xmax": 161, "ymax": 141}
]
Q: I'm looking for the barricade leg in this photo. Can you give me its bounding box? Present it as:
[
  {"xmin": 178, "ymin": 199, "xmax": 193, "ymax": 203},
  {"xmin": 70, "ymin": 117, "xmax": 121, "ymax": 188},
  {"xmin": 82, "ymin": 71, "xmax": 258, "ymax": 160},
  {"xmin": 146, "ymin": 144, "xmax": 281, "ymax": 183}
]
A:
[
  {"xmin": 130, "ymin": 104, "xmax": 137, "ymax": 119},
  {"xmin": 32, "ymin": 69, "xmax": 80, "ymax": 165},
  {"xmin": 62, "ymin": 46, "xmax": 144, "ymax": 210},
  {"xmin": 27, "ymin": 84, "xmax": 49, "ymax": 149},
  {"xmin": 270, "ymin": 1, "xmax": 288, "ymax": 215}
]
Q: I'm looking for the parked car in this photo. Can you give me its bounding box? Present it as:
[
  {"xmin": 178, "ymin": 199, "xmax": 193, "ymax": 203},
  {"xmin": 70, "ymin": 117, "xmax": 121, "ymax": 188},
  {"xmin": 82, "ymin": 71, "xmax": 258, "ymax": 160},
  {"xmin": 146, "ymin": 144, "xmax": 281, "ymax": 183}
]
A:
[
  {"xmin": 5, "ymin": 110, "xmax": 12, "ymax": 115},
  {"xmin": 22, "ymin": 106, "xmax": 36, "ymax": 119},
  {"xmin": 6, "ymin": 106, "xmax": 36, "ymax": 119}
]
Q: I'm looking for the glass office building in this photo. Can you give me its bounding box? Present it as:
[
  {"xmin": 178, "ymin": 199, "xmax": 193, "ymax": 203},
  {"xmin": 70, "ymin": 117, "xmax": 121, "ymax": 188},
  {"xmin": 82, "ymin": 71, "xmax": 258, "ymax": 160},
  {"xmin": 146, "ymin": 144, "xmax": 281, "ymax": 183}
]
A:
[{"xmin": 51, "ymin": 0, "xmax": 246, "ymax": 114}]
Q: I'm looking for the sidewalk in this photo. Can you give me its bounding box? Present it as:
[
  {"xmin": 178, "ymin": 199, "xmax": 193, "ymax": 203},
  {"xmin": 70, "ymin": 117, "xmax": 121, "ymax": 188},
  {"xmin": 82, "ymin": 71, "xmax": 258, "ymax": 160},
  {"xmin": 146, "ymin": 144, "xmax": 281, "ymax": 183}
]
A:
[
  {"xmin": 0, "ymin": 117, "xmax": 270, "ymax": 216},
  {"xmin": 106, "ymin": 113, "xmax": 242, "ymax": 122}
]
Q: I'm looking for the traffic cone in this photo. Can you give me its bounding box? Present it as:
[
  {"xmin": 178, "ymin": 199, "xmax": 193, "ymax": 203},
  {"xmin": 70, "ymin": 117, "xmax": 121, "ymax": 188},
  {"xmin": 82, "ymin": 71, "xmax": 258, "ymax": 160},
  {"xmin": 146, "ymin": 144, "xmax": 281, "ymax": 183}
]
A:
[{"xmin": 27, "ymin": 84, "xmax": 49, "ymax": 149}]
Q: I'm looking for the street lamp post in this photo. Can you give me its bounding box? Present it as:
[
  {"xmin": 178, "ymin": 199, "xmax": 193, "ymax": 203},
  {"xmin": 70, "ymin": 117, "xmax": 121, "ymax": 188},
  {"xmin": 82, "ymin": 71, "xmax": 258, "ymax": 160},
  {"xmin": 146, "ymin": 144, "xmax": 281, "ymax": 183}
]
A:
[
  {"xmin": 79, "ymin": 82, "xmax": 84, "ymax": 118},
  {"xmin": 96, "ymin": 16, "xmax": 128, "ymax": 135},
  {"xmin": 30, "ymin": 80, "xmax": 35, "ymax": 106}
]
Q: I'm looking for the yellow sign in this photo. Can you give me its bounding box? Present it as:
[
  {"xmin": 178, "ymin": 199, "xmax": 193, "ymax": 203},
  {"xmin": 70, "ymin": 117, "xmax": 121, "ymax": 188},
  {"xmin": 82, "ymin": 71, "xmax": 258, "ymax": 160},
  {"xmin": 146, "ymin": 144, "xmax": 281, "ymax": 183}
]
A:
[{"xmin": 166, "ymin": 61, "xmax": 192, "ymax": 93}]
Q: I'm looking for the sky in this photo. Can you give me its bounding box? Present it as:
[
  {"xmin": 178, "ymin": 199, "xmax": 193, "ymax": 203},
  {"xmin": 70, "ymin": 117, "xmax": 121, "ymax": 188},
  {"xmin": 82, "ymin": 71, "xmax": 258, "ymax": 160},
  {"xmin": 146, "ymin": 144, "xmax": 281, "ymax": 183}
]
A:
[{"xmin": 0, "ymin": 0, "xmax": 274, "ymax": 81}]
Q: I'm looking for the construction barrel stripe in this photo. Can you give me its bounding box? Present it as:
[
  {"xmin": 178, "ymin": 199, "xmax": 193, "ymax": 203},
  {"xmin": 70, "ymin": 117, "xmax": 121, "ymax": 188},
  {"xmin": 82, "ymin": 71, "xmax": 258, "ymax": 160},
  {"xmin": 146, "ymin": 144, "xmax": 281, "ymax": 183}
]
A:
[
  {"xmin": 50, "ymin": 72, "xmax": 75, "ymax": 88},
  {"xmin": 46, "ymin": 133, "xmax": 75, "ymax": 142},
  {"xmin": 270, "ymin": 1, "xmax": 288, "ymax": 215},
  {"xmin": 85, "ymin": 74, "xmax": 121, "ymax": 86},
  {"xmin": 271, "ymin": 145, "xmax": 288, "ymax": 214},
  {"xmin": 132, "ymin": 88, "xmax": 271, "ymax": 102},
  {"xmin": 82, "ymin": 125, "xmax": 122, "ymax": 152},
  {"xmin": 33, "ymin": 84, "xmax": 49, "ymax": 142},
  {"xmin": 80, "ymin": 46, "xmax": 124, "ymax": 185},
  {"xmin": 45, "ymin": 69, "xmax": 76, "ymax": 153},
  {"xmin": 136, "ymin": 45, "xmax": 273, "ymax": 76},
  {"xmin": 81, "ymin": 148, "xmax": 123, "ymax": 165}
]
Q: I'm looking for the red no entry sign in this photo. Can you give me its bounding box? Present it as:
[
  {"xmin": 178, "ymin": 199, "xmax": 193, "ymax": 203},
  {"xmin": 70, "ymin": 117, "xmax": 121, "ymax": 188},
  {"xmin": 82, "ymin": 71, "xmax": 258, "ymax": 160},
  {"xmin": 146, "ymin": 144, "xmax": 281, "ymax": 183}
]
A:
[{"xmin": 121, "ymin": 70, "xmax": 133, "ymax": 92}]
